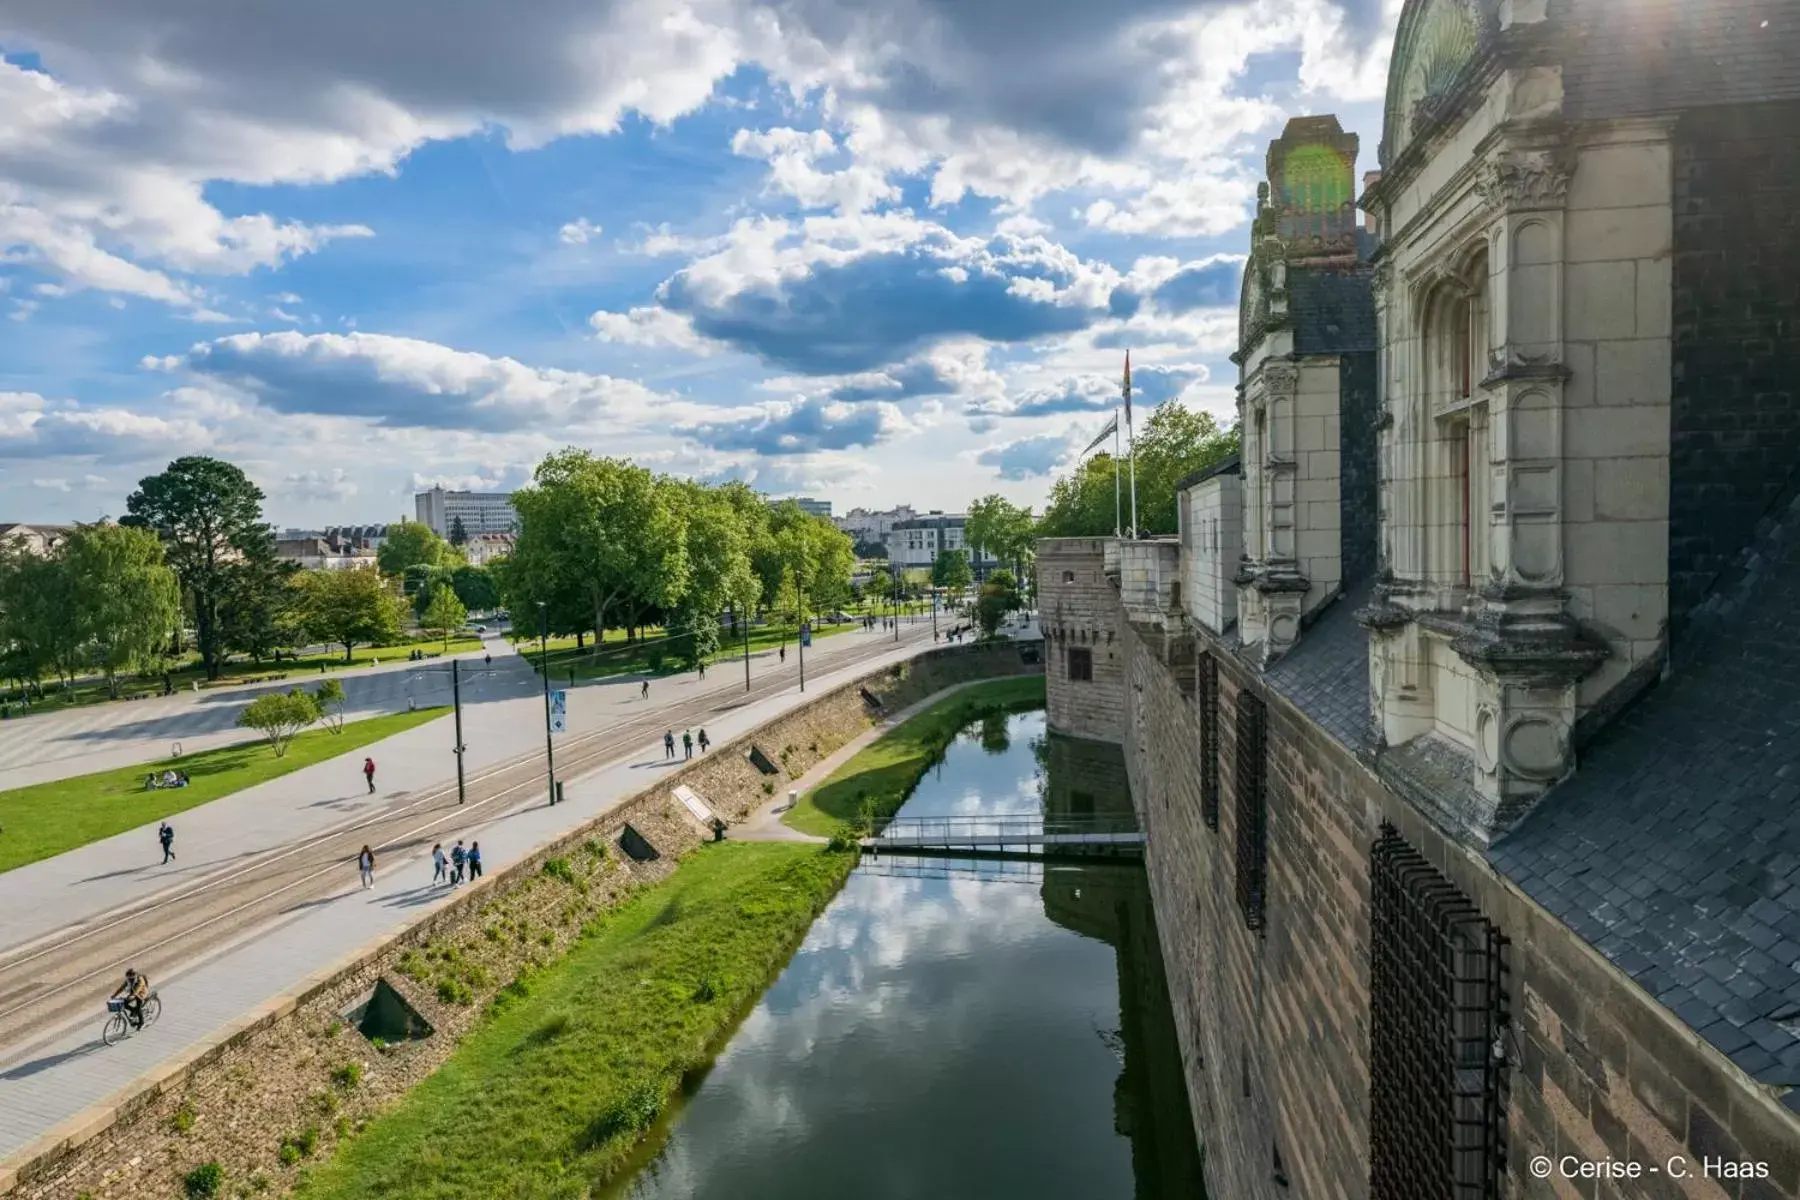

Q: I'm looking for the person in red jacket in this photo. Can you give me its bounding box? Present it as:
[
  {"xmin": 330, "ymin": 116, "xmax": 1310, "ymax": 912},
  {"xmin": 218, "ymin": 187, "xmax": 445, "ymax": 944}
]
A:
[{"xmin": 363, "ymin": 757, "xmax": 376, "ymax": 794}]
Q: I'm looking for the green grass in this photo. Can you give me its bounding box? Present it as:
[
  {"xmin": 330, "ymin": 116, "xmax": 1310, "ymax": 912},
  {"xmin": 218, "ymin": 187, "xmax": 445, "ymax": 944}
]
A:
[
  {"xmin": 4, "ymin": 637, "xmax": 483, "ymax": 715},
  {"xmin": 293, "ymin": 842, "xmax": 856, "ymax": 1200},
  {"xmin": 0, "ymin": 707, "xmax": 448, "ymax": 874},
  {"xmin": 782, "ymin": 674, "xmax": 1046, "ymax": 838}
]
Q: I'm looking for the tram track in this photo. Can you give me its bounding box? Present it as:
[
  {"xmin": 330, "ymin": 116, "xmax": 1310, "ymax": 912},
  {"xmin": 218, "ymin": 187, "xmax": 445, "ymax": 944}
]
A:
[{"xmin": 0, "ymin": 626, "xmax": 935, "ymax": 1057}]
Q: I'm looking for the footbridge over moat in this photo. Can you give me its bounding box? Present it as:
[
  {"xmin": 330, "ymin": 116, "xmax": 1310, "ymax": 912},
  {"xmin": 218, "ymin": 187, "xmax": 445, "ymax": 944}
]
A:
[{"xmin": 861, "ymin": 813, "xmax": 1144, "ymax": 861}]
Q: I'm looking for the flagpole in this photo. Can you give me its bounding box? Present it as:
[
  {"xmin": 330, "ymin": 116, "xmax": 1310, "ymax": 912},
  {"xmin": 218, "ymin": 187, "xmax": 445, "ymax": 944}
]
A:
[
  {"xmin": 1113, "ymin": 408, "xmax": 1122, "ymax": 538},
  {"xmin": 1125, "ymin": 352, "xmax": 1140, "ymax": 538}
]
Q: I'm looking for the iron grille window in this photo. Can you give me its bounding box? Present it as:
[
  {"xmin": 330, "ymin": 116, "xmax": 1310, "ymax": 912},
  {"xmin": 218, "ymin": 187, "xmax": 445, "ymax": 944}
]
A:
[
  {"xmin": 1067, "ymin": 646, "xmax": 1093, "ymax": 681},
  {"xmin": 1233, "ymin": 690, "xmax": 1268, "ymax": 931},
  {"xmin": 1199, "ymin": 654, "xmax": 1220, "ymax": 830},
  {"xmin": 1369, "ymin": 824, "xmax": 1509, "ymax": 1200}
]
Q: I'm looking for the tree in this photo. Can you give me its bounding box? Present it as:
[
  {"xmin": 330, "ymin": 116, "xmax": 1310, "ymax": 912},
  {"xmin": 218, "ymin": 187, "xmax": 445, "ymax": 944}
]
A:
[
  {"xmin": 295, "ymin": 569, "xmax": 406, "ymax": 661},
  {"xmin": 377, "ymin": 520, "xmax": 457, "ymax": 577},
  {"xmin": 420, "ymin": 584, "xmax": 468, "ymax": 651},
  {"xmin": 965, "ymin": 495, "xmax": 1036, "ymax": 583},
  {"xmin": 122, "ymin": 457, "xmax": 275, "ymax": 680},
  {"xmin": 757, "ymin": 502, "xmax": 854, "ymax": 632},
  {"xmin": 62, "ymin": 524, "xmax": 181, "ymax": 699},
  {"xmin": 932, "ymin": 548, "xmax": 973, "ymax": 608},
  {"xmin": 218, "ymin": 544, "xmax": 301, "ymax": 663},
  {"xmin": 0, "ymin": 538, "xmax": 67, "ymax": 692},
  {"xmin": 668, "ymin": 481, "xmax": 759, "ymax": 666},
  {"xmin": 448, "ymin": 515, "xmax": 469, "ymax": 547},
  {"xmin": 853, "ymin": 538, "xmax": 888, "ymax": 559},
  {"xmin": 407, "ymin": 564, "xmax": 455, "ymax": 616},
  {"xmin": 975, "ymin": 570, "xmax": 1023, "ymax": 638},
  {"xmin": 508, "ymin": 450, "xmax": 689, "ymax": 647},
  {"xmin": 1037, "ymin": 401, "xmax": 1239, "ymax": 537},
  {"xmin": 315, "ymin": 678, "xmax": 347, "ymax": 733},
  {"xmin": 449, "ymin": 564, "xmax": 499, "ymax": 613},
  {"xmin": 236, "ymin": 688, "xmax": 320, "ymax": 757}
]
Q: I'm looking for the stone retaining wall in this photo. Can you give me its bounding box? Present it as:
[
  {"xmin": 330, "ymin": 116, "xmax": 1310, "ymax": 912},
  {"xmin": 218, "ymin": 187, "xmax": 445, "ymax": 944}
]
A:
[{"xmin": 3, "ymin": 642, "xmax": 1041, "ymax": 1199}]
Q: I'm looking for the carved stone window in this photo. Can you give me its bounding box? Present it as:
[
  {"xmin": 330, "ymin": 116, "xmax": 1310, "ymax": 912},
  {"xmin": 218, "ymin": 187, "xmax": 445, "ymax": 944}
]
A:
[
  {"xmin": 1067, "ymin": 647, "xmax": 1093, "ymax": 682},
  {"xmin": 1422, "ymin": 250, "xmax": 1491, "ymax": 593}
]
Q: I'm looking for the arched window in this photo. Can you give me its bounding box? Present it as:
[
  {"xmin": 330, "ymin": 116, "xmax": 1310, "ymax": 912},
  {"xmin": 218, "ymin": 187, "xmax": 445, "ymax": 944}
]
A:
[{"xmin": 1424, "ymin": 250, "xmax": 1490, "ymax": 593}]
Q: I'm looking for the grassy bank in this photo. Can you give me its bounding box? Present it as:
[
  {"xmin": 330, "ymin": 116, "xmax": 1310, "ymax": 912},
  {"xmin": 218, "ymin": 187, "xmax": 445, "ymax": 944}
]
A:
[
  {"xmin": 0, "ymin": 707, "xmax": 447, "ymax": 874},
  {"xmin": 294, "ymin": 841, "xmax": 855, "ymax": 1200},
  {"xmin": 782, "ymin": 674, "xmax": 1047, "ymax": 838}
]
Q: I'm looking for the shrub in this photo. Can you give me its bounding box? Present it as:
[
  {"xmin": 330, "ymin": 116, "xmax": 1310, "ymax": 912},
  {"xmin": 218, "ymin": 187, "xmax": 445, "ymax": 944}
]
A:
[
  {"xmin": 437, "ymin": 977, "xmax": 473, "ymax": 1006},
  {"xmin": 395, "ymin": 950, "xmax": 429, "ymax": 982},
  {"xmin": 583, "ymin": 1076, "xmax": 666, "ymax": 1148},
  {"xmin": 542, "ymin": 857, "xmax": 575, "ymax": 884},
  {"xmin": 334, "ymin": 1115, "xmax": 352, "ymax": 1140},
  {"xmin": 762, "ymin": 781, "xmax": 775, "ymax": 795},
  {"xmin": 183, "ymin": 1161, "xmax": 224, "ymax": 1198},
  {"xmin": 826, "ymin": 828, "xmax": 863, "ymax": 855},
  {"xmin": 169, "ymin": 1099, "xmax": 196, "ymax": 1134},
  {"xmin": 331, "ymin": 1061, "xmax": 362, "ymax": 1088}
]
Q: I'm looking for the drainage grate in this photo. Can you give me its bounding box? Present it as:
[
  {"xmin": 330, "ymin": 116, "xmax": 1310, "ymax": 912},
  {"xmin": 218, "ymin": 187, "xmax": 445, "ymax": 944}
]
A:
[
  {"xmin": 1369, "ymin": 824, "xmax": 1509, "ymax": 1200},
  {"xmin": 1232, "ymin": 690, "xmax": 1267, "ymax": 932}
]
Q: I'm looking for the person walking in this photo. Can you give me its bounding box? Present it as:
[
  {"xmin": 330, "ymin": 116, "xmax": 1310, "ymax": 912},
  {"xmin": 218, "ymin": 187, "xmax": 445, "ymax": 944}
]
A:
[
  {"xmin": 358, "ymin": 845, "xmax": 376, "ymax": 889},
  {"xmin": 697, "ymin": 728, "xmax": 710, "ymax": 754},
  {"xmin": 779, "ymin": 645, "xmax": 786, "ymax": 663},
  {"xmin": 484, "ymin": 651, "xmax": 491, "ymax": 668},
  {"xmin": 362, "ymin": 757, "xmax": 376, "ymax": 794},
  {"xmin": 450, "ymin": 840, "xmax": 467, "ymax": 885},
  {"xmin": 698, "ymin": 661, "xmax": 706, "ymax": 680},
  {"xmin": 467, "ymin": 842, "xmax": 483, "ymax": 880},
  {"xmin": 663, "ymin": 730, "xmax": 676, "ymax": 759},
  {"xmin": 157, "ymin": 821, "xmax": 175, "ymax": 864},
  {"xmin": 641, "ymin": 679, "xmax": 650, "ymax": 700},
  {"xmin": 431, "ymin": 843, "xmax": 448, "ymax": 885},
  {"xmin": 682, "ymin": 729, "xmax": 693, "ymax": 759}
]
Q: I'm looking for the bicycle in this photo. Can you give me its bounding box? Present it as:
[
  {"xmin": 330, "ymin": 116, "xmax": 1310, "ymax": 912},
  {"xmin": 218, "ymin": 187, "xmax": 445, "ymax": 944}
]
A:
[{"xmin": 102, "ymin": 991, "xmax": 162, "ymax": 1045}]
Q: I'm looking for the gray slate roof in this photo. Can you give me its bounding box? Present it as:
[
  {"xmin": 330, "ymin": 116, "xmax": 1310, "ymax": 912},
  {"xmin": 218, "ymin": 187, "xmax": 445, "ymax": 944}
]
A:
[
  {"xmin": 1289, "ymin": 267, "xmax": 1378, "ymax": 357},
  {"xmin": 1559, "ymin": 0, "xmax": 1800, "ymax": 119},
  {"xmin": 1488, "ymin": 488, "xmax": 1800, "ymax": 1099},
  {"xmin": 1264, "ymin": 581, "xmax": 1376, "ymax": 750}
]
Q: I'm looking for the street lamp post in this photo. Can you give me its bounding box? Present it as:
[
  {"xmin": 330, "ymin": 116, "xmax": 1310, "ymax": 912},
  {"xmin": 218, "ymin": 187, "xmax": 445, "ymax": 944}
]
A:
[
  {"xmin": 538, "ymin": 602, "xmax": 555, "ymax": 806},
  {"xmin": 797, "ymin": 582, "xmax": 807, "ymax": 693},
  {"xmin": 892, "ymin": 562, "xmax": 900, "ymax": 644},
  {"xmin": 451, "ymin": 657, "xmax": 466, "ymax": 804},
  {"xmin": 741, "ymin": 604, "xmax": 751, "ymax": 693}
]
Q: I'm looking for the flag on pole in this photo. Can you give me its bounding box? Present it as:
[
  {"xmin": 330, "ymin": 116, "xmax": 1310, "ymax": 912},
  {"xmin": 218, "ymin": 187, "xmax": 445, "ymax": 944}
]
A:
[
  {"xmin": 1123, "ymin": 350, "xmax": 1133, "ymax": 426},
  {"xmin": 1082, "ymin": 412, "xmax": 1119, "ymax": 457}
]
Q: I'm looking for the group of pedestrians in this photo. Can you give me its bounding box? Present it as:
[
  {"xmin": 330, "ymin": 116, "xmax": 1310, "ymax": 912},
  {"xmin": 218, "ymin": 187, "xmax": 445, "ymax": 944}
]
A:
[
  {"xmin": 428, "ymin": 839, "xmax": 483, "ymax": 886},
  {"xmin": 663, "ymin": 727, "xmax": 710, "ymax": 759}
]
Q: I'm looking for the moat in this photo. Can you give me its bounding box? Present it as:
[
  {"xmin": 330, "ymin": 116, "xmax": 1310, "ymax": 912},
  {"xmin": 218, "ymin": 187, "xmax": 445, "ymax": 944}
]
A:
[{"xmin": 607, "ymin": 709, "xmax": 1205, "ymax": 1199}]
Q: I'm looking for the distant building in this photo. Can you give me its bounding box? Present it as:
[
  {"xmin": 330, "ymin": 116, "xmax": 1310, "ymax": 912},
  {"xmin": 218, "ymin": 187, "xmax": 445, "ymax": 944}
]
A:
[
  {"xmin": 834, "ymin": 505, "xmax": 918, "ymax": 547},
  {"xmin": 274, "ymin": 535, "xmax": 377, "ymax": 571},
  {"xmin": 414, "ymin": 486, "xmax": 517, "ymax": 539},
  {"xmin": 0, "ymin": 523, "xmax": 77, "ymax": 556},
  {"xmin": 462, "ymin": 531, "xmax": 516, "ymax": 566},
  {"xmin": 778, "ymin": 497, "xmax": 832, "ymax": 518},
  {"xmin": 885, "ymin": 513, "xmax": 997, "ymax": 574}
]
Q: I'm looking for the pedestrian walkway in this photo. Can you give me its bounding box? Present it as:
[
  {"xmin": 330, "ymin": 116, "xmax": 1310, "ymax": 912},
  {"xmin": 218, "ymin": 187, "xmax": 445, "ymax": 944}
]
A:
[
  {"xmin": 0, "ymin": 644, "xmax": 509, "ymax": 791},
  {"xmin": 0, "ymin": 632, "xmax": 941, "ymax": 1175},
  {"xmin": 735, "ymin": 677, "xmax": 1004, "ymax": 844}
]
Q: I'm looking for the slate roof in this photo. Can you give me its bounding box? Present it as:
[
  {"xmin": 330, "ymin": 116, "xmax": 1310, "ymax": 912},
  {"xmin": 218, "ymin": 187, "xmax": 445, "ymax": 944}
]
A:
[
  {"xmin": 1289, "ymin": 267, "xmax": 1378, "ymax": 357},
  {"xmin": 1174, "ymin": 454, "xmax": 1241, "ymax": 495},
  {"xmin": 1263, "ymin": 580, "xmax": 1376, "ymax": 750},
  {"xmin": 1558, "ymin": 0, "xmax": 1800, "ymax": 120},
  {"xmin": 1488, "ymin": 488, "xmax": 1800, "ymax": 1097}
]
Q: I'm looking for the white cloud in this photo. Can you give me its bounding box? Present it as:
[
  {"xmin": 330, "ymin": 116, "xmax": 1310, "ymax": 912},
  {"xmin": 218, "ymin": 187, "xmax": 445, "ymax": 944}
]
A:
[
  {"xmin": 559, "ymin": 217, "xmax": 603, "ymax": 244},
  {"xmin": 32, "ymin": 477, "xmax": 71, "ymax": 492}
]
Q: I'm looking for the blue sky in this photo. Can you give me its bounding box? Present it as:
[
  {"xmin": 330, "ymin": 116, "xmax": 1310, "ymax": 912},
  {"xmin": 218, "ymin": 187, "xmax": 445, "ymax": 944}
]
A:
[{"xmin": 0, "ymin": 0, "xmax": 1398, "ymax": 527}]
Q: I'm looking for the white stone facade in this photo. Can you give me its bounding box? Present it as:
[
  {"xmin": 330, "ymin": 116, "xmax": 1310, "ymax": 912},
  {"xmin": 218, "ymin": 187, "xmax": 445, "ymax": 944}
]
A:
[
  {"xmin": 1181, "ymin": 472, "xmax": 1242, "ymax": 636},
  {"xmin": 1361, "ymin": 0, "xmax": 1674, "ymax": 830}
]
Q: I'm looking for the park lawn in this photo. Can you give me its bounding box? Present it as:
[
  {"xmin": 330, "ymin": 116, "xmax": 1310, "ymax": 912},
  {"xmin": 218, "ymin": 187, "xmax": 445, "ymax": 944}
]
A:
[
  {"xmin": 528, "ymin": 620, "xmax": 863, "ymax": 685},
  {"xmin": 0, "ymin": 706, "xmax": 448, "ymax": 874},
  {"xmin": 293, "ymin": 841, "xmax": 855, "ymax": 1200},
  {"xmin": 782, "ymin": 673, "xmax": 1047, "ymax": 838}
]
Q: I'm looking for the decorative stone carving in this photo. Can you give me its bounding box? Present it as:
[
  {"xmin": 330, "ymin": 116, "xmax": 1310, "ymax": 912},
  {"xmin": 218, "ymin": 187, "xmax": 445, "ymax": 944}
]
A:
[
  {"xmin": 1474, "ymin": 148, "xmax": 1575, "ymax": 212},
  {"xmin": 1257, "ymin": 361, "xmax": 1300, "ymax": 397},
  {"xmin": 1371, "ymin": 259, "xmax": 1394, "ymax": 296}
]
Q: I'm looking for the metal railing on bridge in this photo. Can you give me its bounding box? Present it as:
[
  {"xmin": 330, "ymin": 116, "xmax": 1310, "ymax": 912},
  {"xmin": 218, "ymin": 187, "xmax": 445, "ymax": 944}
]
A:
[{"xmin": 863, "ymin": 812, "xmax": 1144, "ymax": 860}]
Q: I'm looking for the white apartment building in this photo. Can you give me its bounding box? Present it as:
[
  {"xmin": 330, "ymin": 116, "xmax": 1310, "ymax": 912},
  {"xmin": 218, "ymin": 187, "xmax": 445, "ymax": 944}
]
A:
[
  {"xmin": 414, "ymin": 487, "xmax": 517, "ymax": 539},
  {"xmin": 834, "ymin": 505, "xmax": 918, "ymax": 547},
  {"xmin": 884, "ymin": 513, "xmax": 999, "ymax": 574}
]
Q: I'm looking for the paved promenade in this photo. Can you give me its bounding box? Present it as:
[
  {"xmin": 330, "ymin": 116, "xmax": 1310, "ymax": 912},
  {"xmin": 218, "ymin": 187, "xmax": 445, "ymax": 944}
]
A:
[{"xmin": 0, "ymin": 624, "xmax": 949, "ymax": 1170}]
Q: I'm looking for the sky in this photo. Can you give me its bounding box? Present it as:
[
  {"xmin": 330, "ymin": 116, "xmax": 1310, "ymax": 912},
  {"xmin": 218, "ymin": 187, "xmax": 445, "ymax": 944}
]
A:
[{"xmin": 0, "ymin": 0, "xmax": 1401, "ymax": 529}]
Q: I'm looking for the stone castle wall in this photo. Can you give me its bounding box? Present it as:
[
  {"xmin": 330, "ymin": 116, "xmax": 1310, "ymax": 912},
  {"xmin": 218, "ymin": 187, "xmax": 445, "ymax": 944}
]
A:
[
  {"xmin": 1040, "ymin": 538, "xmax": 1800, "ymax": 1200},
  {"xmin": 1039, "ymin": 538, "xmax": 1126, "ymax": 743}
]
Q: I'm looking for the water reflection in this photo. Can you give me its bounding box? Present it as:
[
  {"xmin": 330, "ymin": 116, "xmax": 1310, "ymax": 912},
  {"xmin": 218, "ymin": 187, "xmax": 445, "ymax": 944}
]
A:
[{"xmin": 611, "ymin": 711, "xmax": 1204, "ymax": 1200}]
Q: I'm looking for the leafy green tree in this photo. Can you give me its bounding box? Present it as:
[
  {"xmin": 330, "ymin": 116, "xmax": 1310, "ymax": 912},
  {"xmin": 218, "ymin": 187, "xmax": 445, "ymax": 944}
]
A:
[
  {"xmin": 448, "ymin": 515, "xmax": 469, "ymax": 546},
  {"xmin": 974, "ymin": 570, "xmax": 1023, "ymax": 637},
  {"xmin": 1037, "ymin": 401, "xmax": 1239, "ymax": 537},
  {"xmin": 377, "ymin": 520, "xmax": 457, "ymax": 577},
  {"xmin": 509, "ymin": 450, "xmax": 689, "ymax": 645},
  {"xmin": 852, "ymin": 539, "xmax": 888, "ymax": 559},
  {"xmin": 236, "ymin": 687, "xmax": 321, "ymax": 757},
  {"xmin": 122, "ymin": 456, "xmax": 275, "ymax": 680},
  {"xmin": 420, "ymin": 584, "xmax": 468, "ymax": 651},
  {"xmin": 295, "ymin": 569, "xmax": 406, "ymax": 662},
  {"xmin": 62, "ymin": 524, "xmax": 181, "ymax": 698},
  {"xmin": 668, "ymin": 482, "xmax": 760, "ymax": 665},
  {"xmin": 407, "ymin": 565, "xmax": 455, "ymax": 616},
  {"xmin": 314, "ymin": 677, "xmax": 347, "ymax": 733},
  {"xmin": 931, "ymin": 548, "xmax": 973, "ymax": 608},
  {"xmin": 965, "ymin": 495, "xmax": 1036, "ymax": 582},
  {"xmin": 449, "ymin": 564, "xmax": 499, "ymax": 613},
  {"xmin": 218, "ymin": 543, "xmax": 301, "ymax": 663},
  {"xmin": 0, "ymin": 539, "xmax": 67, "ymax": 691}
]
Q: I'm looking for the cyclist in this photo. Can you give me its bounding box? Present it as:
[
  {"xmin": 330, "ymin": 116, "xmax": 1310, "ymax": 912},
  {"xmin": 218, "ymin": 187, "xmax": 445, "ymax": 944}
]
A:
[{"xmin": 111, "ymin": 968, "xmax": 150, "ymax": 1030}]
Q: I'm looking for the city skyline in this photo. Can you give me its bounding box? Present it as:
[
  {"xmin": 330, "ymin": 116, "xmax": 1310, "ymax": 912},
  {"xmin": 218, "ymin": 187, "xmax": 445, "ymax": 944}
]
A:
[{"xmin": 0, "ymin": 0, "xmax": 1397, "ymax": 528}]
